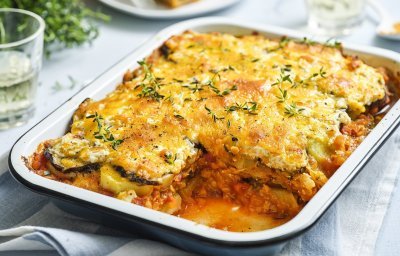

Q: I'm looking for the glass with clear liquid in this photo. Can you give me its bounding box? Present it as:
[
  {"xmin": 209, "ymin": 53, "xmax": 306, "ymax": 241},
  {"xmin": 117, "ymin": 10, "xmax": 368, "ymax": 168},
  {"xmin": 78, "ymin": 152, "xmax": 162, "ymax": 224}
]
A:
[
  {"xmin": 0, "ymin": 9, "xmax": 44, "ymax": 129},
  {"xmin": 305, "ymin": 0, "xmax": 367, "ymax": 36}
]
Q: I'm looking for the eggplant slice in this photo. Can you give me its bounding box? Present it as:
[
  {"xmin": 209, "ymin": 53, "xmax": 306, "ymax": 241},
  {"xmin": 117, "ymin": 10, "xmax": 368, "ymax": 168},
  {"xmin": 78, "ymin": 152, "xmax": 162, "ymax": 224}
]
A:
[
  {"xmin": 114, "ymin": 165, "xmax": 159, "ymax": 185},
  {"xmin": 44, "ymin": 148, "xmax": 160, "ymax": 186},
  {"xmin": 44, "ymin": 148, "xmax": 100, "ymax": 173}
]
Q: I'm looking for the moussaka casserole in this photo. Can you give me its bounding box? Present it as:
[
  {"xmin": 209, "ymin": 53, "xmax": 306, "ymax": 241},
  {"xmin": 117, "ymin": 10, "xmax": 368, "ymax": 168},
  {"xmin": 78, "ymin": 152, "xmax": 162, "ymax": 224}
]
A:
[{"xmin": 28, "ymin": 31, "xmax": 397, "ymax": 232}]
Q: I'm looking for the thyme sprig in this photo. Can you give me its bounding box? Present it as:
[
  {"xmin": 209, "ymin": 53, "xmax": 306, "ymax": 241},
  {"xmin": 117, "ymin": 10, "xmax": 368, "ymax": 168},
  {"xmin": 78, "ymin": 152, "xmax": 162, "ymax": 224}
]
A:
[
  {"xmin": 271, "ymin": 65, "xmax": 293, "ymax": 103},
  {"xmin": 315, "ymin": 67, "xmax": 327, "ymax": 78},
  {"xmin": 272, "ymin": 65, "xmax": 293, "ymax": 87},
  {"xmin": 1, "ymin": 0, "xmax": 110, "ymax": 57},
  {"xmin": 268, "ymin": 37, "xmax": 290, "ymax": 52},
  {"xmin": 86, "ymin": 112, "xmax": 124, "ymax": 150},
  {"xmin": 219, "ymin": 84, "xmax": 238, "ymax": 96},
  {"xmin": 182, "ymin": 78, "xmax": 203, "ymax": 93},
  {"xmin": 267, "ymin": 36, "xmax": 342, "ymax": 52},
  {"xmin": 284, "ymin": 103, "xmax": 305, "ymax": 117},
  {"xmin": 181, "ymin": 67, "xmax": 237, "ymax": 97},
  {"xmin": 299, "ymin": 37, "xmax": 343, "ymax": 49},
  {"xmin": 206, "ymin": 67, "xmax": 237, "ymax": 96},
  {"xmin": 135, "ymin": 60, "xmax": 165, "ymax": 101},
  {"xmin": 225, "ymin": 101, "xmax": 258, "ymax": 115},
  {"xmin": 205, "ymin": 105, "xmax": 225, "ymax": 122},
  {"xmin": 297, "ymin": 67, "xmax": 328, "ymax": 87}
]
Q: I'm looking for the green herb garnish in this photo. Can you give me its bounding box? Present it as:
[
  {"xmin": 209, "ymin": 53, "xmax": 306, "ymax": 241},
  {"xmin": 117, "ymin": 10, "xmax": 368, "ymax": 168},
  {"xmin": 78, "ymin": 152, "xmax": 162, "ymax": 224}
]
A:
[
  {"xmin": 272, "ymin": 67, "xmax": 293, "ymax": 87},
  {"xmin": 86, "ymin": 112, "xmax": 124, "ymax": 150},
  {"xmin": 309, "ymin": 67, "xmax": 327, "ymax": 79},
  {"xmin": 164, "ymin": 152, "xmax": 177, "ymax": 165},
  {"xmin": 136, "ymin": 60, "xmax": 165, "ymax": 101},
  {"xmin": 298, "ymin": 67, "xmax": 328, "ymax": 87},
  {"xmin": 225, "ymin": 101, "xmax": 258, "ymax": 115},
  {"xmin": 220, "ymin": 85, "xmax": 238, "ymax": 96},
  {"xmin": 205, "ymin": 68, "xmax": 236, "ymax": 96},
  {"xmin": 182, "ymin": 78, "xmax": 203, "ymax": 93},
  {"xmin": 267, "ymin": 37, "xmax": 342, "ymax": 53},
  {"xmin": 284, "ymin": 103, "xmax": 305, "ymax": 117},
  {"xmin": 0, "ymin": 0, "xmax": 110, "ymax": 57},
  {"xmin": 268, "ymin": 37, "xmax": 290, "ymax": 52},
  {"xmin": 276, "ymin": 88, "xmax": 288, "ymax": 103},
  {"xmin": 205, "ymin": 105, "xmax": 225, "ymax": 122},
  {"xmin": 173, "ymin": 78, "xmax": 184, "ymax": 83},
  {"xmin": 299, "ymin": 37, "xmax": 317, "ymax": 46},
  {"xmin": 324, "ymin": 38, "xmax": 342, "ymax": 49}
]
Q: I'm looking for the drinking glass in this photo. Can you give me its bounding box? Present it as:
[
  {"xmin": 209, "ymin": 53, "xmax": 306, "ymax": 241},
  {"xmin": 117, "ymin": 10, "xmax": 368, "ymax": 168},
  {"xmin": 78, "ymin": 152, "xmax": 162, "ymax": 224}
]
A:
[
  {"xmin": 0, "ymin": 8, "xmax": 45, "ymax": 130},
  {"xmin": 305, "ymin": 0, "xmax": 367, "ymax": 36}
]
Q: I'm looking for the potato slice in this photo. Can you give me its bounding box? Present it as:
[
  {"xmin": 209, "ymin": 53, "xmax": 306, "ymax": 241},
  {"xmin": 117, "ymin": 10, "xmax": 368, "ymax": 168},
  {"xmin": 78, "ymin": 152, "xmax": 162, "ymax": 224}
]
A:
[{"xmin": 100, "ymin": 164, "xmax": 153, "ymax": 196}]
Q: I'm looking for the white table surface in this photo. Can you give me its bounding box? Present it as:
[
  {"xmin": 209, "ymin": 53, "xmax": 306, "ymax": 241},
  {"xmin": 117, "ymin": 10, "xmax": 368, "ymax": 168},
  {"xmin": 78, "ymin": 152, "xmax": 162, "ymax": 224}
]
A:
[{"xmin": 1, "ymin": 0, "xmax": 399, "ymax": 254}]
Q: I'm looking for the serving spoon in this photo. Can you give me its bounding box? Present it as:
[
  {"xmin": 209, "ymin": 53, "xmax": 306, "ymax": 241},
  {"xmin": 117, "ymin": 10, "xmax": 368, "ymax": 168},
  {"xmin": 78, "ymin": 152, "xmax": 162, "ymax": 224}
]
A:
[{"xmin": 368, "ymin": 0, "xmax": 400, "ymax": 41}]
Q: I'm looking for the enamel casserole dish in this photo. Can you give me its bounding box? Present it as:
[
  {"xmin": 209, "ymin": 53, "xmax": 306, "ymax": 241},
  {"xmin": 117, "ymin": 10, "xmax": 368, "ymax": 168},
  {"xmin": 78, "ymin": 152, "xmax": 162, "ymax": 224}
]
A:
[{"xmin": 9, "ymin": 18, "xmax": 400, "ymax": 255}]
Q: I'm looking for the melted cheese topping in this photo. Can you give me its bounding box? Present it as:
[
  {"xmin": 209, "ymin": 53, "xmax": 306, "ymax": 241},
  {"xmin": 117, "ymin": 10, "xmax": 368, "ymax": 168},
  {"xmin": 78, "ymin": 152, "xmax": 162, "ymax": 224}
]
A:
[{"xmin": 62, "ymin": 31, "xmax": 385, "ymax": 179}]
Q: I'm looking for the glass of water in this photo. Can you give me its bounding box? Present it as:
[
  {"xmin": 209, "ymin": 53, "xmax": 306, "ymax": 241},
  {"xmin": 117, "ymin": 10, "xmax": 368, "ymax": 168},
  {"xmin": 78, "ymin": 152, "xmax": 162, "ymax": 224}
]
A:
[
  {"xmin": 305, "ymin": 0, "xmax": 367, "ymax": 36},
  {"xmin": 0, "ymin": 8, "xmax": 45, "ymax": 130}
]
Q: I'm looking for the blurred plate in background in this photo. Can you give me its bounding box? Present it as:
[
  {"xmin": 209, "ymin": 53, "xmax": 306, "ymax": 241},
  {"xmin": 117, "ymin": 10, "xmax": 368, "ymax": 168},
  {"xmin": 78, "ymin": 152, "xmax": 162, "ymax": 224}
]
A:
[{"xmin": 98, "ymin": 0, "xmax": 241, "ymax": 19}]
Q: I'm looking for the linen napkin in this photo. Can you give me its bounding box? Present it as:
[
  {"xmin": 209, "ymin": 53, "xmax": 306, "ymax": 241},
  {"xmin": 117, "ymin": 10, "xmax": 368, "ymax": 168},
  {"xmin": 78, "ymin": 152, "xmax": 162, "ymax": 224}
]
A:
[{"xmin": 0, "ymin": 129, "xmax": 399, "ymax": 256}]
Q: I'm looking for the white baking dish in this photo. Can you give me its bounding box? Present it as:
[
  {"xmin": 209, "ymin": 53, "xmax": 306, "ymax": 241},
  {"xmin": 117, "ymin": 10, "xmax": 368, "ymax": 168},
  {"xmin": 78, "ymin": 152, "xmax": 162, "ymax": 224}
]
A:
[{"xmin": 8, "ymin": 17, "xmax": 400, "ymax": 255}]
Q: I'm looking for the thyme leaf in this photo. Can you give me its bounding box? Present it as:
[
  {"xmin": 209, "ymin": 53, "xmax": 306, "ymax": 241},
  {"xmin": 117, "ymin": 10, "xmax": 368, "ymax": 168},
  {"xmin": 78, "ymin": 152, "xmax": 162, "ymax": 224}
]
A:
[
  {"xmin": 136, "ymin": 60, "xmax": 165, "ymax": 101},
  {"xmin": 276, "ymin": 88, "xmax": 288, "ymax": 103}
]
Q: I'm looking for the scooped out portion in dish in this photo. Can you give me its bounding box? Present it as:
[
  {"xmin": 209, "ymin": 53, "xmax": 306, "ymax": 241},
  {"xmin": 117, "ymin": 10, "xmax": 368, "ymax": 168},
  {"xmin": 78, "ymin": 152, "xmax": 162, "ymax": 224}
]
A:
[{"xmin": 28, "ymin": 31, "xmax": 398, "ymax": 232}]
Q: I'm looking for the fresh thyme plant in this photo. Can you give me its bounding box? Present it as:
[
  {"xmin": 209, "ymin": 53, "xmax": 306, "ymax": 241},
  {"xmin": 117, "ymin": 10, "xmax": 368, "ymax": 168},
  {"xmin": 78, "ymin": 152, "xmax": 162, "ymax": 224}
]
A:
[{"xmin": 0, "ymin": 0, "xmax": 110, "ymax": 57}]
